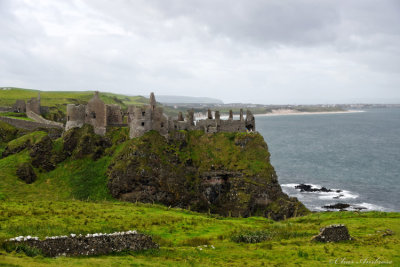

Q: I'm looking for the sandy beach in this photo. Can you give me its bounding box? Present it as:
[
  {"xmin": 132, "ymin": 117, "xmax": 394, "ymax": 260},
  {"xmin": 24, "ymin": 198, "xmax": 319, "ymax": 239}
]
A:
[{"xmin": 254, "ymin": 109, "xmax": 364, "ymax": 117}]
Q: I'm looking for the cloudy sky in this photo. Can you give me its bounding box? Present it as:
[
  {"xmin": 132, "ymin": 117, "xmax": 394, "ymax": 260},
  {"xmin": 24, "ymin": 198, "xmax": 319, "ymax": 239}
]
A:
[{"xmin": 1, "ymin": 0, "xmax": 399, "ymax": 104}]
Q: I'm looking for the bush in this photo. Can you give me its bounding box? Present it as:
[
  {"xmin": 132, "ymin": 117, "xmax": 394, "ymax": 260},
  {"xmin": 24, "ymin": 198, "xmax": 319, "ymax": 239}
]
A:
[
  {"xmin": 180, "ymin": 236, "xmax": 212, "ymax": 246},
  {"xmin": 3, "ymin": 242, "xmax": 42, "ymax": 257},
  {"xmin": 231, "ymin": 230, "xmax": 273, "ymax": 243}
]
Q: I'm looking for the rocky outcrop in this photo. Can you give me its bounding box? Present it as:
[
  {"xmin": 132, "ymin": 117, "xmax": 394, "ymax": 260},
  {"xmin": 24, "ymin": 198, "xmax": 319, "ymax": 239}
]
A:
[
  {"xmin": 107, "ymin": 131, "xmax": 309, "ymax": 220},
  {"xmin": 63, "ymin": 125, "xmax": 112, "ymax": 160},
  {"xmin": 16, "ymin": 163, "xmax": 37, "ymax": 184},
  {"xmin": 313, "ymin": 224, "xmax": 352, "ymax": 242},
  {"xmin": 30, "ymin": 135, "xmax": 55, "ymax": 171},
  {"xmin": 295, "ymin": 183, "xmax": 341, "ymax": 193},
  {"xmin": 6, "ymin": 231, "xmax": 158, "ymax": 257}
]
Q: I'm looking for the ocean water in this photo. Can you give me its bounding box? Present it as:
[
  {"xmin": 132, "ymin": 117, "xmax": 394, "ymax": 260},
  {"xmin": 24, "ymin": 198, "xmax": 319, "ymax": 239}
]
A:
[{"xmin": 256, "ymin": 108, "xmax": 400, "ymax": 212}]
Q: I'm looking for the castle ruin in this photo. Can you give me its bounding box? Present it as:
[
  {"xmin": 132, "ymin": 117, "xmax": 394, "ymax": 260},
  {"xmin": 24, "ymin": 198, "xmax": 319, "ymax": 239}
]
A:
[
  {"xmin": 66, "ymin": 92, "xmax": 255, "ymax": 137},
  {"xmin": 12, "ymin": 93, "xmax": 47, "ymax": 115}
]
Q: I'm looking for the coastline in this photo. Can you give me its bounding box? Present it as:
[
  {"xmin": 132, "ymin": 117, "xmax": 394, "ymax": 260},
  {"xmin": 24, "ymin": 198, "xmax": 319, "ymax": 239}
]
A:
[{"xmin": 254, "ymin": 109, "xmax": 364, "ymax": 117}]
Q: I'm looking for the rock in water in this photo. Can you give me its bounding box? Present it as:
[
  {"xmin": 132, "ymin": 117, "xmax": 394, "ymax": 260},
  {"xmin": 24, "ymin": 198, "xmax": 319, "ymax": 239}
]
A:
[
  {"xmin": 323, "ymin": 203, "xmax": 350, "ymax": 210},
  {"xmin": 313, "ymin": 224, "xmax": 351, "ymax": 242}
]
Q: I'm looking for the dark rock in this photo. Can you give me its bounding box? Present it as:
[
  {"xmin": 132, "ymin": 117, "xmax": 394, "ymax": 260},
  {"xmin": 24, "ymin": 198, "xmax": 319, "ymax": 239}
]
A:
[
  {"xmin": 30, "ymin": 135, "xmax": 55, "ymax": 171},
  {"xmin": 63, "ymin": 125, "xmax": 111, "ymax": 159},
  {"xmin": 323, "ymin": 203, "xmax": 350, "ymax": 210},
  {"xmin": 313, "ymin": 224, "xmax": 351, "ymax": 242},
  {"xmin": 295, "ymin": 183, "xmax": 333, "ymax": 193},
  {"xmin": 2, "ymin": 139, "xmax": 31, "ymax": 157},
  {"xmin": 16, "ymin": 163, "xmax": 37, "ymax": 184},
  {"xmin": 381, "ymin": 229, "xmax": 394, "ymax": 237}
]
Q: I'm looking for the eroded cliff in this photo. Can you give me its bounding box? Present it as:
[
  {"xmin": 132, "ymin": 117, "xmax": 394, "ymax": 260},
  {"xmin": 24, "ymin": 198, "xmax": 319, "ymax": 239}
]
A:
[{"xmin": 107, "ymin": 130, "xmax": 309, "ymax": 220}]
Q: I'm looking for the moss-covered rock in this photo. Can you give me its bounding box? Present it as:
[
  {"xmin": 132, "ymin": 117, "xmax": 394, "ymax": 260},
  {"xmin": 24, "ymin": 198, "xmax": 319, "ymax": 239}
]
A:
[
  {"xmin": 2, "ymin": 131, "xmax": 47, "ymax": 158},
  {"xmin": 0, "ymin": 121, "xmax": 19, "ymax": 145},
  {"xmin": 107, "ymin": 130, "xmax": 309, "ymax": 220},
  {"xmin": 63, "ymin": 125, "xmax": 111, "ymax": 160},
  {"xmin": 30, "ymin": 135, "xmax": 56, "ymax": 171},
  {"xmin": 16, "ymin": 162, "xmax": 37, "ymax": 184}
]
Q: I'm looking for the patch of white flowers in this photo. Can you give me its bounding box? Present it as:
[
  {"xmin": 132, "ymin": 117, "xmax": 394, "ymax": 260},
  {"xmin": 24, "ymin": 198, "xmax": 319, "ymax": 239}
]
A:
[
  {"xmin": 8, "ymin": 230, "xmax": 138, "ymax": 242},
  {"xmin": 8, "ymin": 235, "xmax": 39, "ymax": 242},
  {"xmin": 196, "ymin": 244, "xmax": 215, "ymax": 250}
]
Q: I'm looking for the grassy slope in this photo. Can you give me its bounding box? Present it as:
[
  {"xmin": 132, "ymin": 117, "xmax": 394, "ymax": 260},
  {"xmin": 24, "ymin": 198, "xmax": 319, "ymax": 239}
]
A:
[
  {"xmin": 0, "ymin": 201, "xmax": 399, "ymax": 266},
  {"xmin": 0, "ymin": 87, "xmax": 149, "ymax": 109},
  {"xmin": 0, "ymin": 125, "xmax": 399, "ymax": 266}
]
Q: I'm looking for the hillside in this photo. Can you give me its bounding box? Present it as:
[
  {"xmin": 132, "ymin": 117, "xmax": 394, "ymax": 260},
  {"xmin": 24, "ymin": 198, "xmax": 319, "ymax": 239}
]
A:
[
  {"xmin": 0, "ymin": 120, "xmax": 399, "ymax": 266},
  {"xmin": 0, "ymin": 87, "xmax": 187, "ymax": 118}
]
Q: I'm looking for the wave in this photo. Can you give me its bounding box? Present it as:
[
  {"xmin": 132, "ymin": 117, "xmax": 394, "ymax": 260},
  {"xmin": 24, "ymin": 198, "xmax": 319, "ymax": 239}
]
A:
[
  {"xmin": 317, "ymin": 190, "xmax": 358, "ymax": 200},
  {"xmin": 281, "ymin": 183, "xmax": 358, "ymax": 200}
]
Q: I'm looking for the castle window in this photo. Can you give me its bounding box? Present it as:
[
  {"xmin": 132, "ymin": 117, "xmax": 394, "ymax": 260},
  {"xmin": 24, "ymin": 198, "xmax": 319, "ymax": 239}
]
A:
[
  {"xmin": 92, "ymin": 112, "xmax": 96, "ymax": 119},
  {"xmin": 67, "ymin": 116, "xmax": 70, "ymax": 121},
  {"xmin": 142, "ymin": 111, "xmax": 145, "ymax": 117},
  {"xmin": 161, "ymin": 122, "xmax": 164, "ymax": 128},
  {"xmin": 141, "ymin": 122, "xmax": 145, "ymax": 126}
]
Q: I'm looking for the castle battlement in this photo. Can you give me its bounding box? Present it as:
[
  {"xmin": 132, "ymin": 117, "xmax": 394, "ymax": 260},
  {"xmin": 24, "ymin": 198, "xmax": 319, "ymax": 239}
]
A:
[{"xmin": 65, "ymin": 92, "xmax": 255, "ymax": 137}]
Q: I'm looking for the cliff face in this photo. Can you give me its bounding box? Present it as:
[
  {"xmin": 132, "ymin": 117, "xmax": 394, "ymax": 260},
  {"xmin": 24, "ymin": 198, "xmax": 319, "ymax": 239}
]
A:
[{"xmin": 107, "ymin": 130, "xmax": 309, "ymax": 220}]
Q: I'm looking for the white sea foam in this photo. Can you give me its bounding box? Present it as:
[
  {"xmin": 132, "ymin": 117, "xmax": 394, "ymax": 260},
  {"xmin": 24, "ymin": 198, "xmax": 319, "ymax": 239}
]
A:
[
  {"xmin": 354, "ymin": 202, "xmax": 387, "ymax": 211},
  {"xmin": 318, "ymin": 190, "xmax": 358, "ymax": 200},
  {"xmin": 281, "ymin": 183, "xmax": 299, "ymax": 188}
]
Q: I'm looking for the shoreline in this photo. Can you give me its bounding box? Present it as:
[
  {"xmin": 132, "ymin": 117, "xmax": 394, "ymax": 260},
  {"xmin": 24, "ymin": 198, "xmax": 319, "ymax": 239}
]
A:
[{"xmin": 254, "ymin": 109, "xmax": 364, "ymax": 117}]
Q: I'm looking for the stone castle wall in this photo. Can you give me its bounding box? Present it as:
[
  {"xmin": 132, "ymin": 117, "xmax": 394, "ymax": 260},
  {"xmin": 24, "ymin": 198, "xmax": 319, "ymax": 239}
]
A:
[
  {"xmin": 0, "ymin": 116, "xmax": 62, "ymax": 131},
  {"xmin": 26, "ymin": 97, "xmax": 40, "ymax": 114},
  {"xmin": 66, "ymin": 92, "xmax": 256, "ymax": 138},
  {"xmin": 107, "ymin": 104, "xmax": 123, "ymax": 125}
]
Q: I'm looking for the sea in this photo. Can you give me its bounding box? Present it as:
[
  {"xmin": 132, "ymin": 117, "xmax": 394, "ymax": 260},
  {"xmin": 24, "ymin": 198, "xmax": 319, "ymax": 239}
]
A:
[{"xmin": 256, "ymin": 108, "xmax": 400, "ymax": 212}]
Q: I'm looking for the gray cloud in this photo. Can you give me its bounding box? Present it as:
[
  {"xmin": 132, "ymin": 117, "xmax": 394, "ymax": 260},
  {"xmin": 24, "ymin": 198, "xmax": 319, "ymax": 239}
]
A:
[{"xmin": 0, "ymin": 0, "xmax": 399, "ymax": 104}]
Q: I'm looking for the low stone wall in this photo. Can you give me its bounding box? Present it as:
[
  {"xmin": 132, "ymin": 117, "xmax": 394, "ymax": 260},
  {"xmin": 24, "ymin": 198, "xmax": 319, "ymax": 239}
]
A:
[
  {"xmin": 26, "ymin": 111, "xmax": 63, "ymax": 128},
  {"xmin": 0, "ymin": 107, "xmax": 13, "ymax": 112},
  {"xmin": 7, "ymin": 230, "xmax": 158, "ymax": 257},
  {"xmin": 0, "ymin": 116, "xmax": 63, "ymax": 131}
]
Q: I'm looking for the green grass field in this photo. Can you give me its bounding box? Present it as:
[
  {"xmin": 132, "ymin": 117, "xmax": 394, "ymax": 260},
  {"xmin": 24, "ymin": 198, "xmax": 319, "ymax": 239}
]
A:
[
  {"xmin": 0, "ymin": 87, "xmax": 149, "ymax": 108},
  {"xmin": 0, "ymin": 200, "xmax": 399, "ymax": 266}
]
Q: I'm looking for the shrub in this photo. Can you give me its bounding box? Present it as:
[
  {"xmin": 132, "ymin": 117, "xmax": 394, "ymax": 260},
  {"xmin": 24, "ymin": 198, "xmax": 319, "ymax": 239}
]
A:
[{"xmin": 231, "ymin": 230, "xmax": 273, "ymax": 243}]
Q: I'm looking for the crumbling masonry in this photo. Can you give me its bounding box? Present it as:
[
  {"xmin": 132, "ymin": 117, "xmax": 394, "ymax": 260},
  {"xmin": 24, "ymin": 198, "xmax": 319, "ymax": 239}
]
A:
[{"xmin": 66, "ymin": 92, "xmax": 255, "ymax": 137}]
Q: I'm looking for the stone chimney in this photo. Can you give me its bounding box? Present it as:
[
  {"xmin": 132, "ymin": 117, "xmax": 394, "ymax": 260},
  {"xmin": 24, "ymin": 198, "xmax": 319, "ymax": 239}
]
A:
[
  {"xmin": 207, "ymin": 109, "xmax": 213, "ymax": 119},
  {"xmin": 229, "ymin": 110, "xmax": 233, "ymax": 120},
  {"xmin": 150, "ymin": 92, "xmax": 156, "ymax": 110},
  {"xmin": 240, "ymin": 109, "xmax": 244, "ymax": 121},
  {"xmin": 178, "ymin": 112, "xmax": 184, "ymax": 121}
]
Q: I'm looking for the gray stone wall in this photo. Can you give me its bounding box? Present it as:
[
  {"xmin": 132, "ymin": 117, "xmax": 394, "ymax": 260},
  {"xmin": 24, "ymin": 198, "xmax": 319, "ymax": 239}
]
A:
[
  {"xmin": 66, "ymin": 104, "xmax": 85, "ymax": 131},
  {"xmin": 107, "ymin": 104, "xmax": 123, "ymax": 125},
  {"xmin": 13, "ymin": 100, "xmax": 26, "ymax": 113},
  {"xmin": 85, "ymin": 91, "xmax": 107, "ymax": 135},
  {"xmin": 26, "ymin": 97, "xmax": 41, "ymax": 115},
  {"xmin": 0, "ymin": 116, "xmax": 62, "ymax": 131}
]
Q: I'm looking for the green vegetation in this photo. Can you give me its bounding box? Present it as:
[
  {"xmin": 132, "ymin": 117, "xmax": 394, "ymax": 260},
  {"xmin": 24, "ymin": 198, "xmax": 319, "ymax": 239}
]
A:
[
  {"xmin": 0, "ymin": 112, "xmax": 34, "ymax": 121},
  {"xmin": 0, "ymin": 120, "xmax": 399, "ymax": 266},
  {"xmin": 0, "ymin": 87, "xmax": 149, "ymax": 108},
  {"xmin": 0, "ymin": 201, "xmax": 399, "ymax": 266}
]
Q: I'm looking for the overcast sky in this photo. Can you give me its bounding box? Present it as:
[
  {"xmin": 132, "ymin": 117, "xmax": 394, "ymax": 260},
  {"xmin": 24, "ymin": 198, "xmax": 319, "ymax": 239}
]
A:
[{"xmin": 1, "ymin": 0, "xmax": 399, "ymax": 104}]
